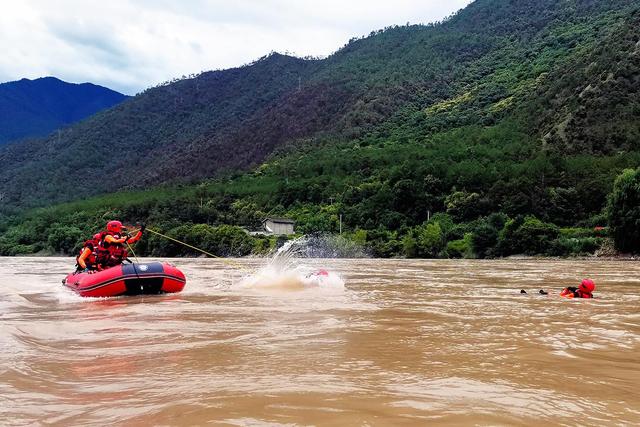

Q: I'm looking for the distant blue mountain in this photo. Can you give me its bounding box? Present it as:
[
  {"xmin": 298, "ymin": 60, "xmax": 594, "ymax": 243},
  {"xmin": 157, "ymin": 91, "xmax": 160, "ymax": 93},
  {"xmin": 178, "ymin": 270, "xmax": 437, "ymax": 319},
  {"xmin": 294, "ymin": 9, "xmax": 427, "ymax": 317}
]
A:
[{"xmin": 0, "ymin": 77, "xmax": 128, "ymax": 145}]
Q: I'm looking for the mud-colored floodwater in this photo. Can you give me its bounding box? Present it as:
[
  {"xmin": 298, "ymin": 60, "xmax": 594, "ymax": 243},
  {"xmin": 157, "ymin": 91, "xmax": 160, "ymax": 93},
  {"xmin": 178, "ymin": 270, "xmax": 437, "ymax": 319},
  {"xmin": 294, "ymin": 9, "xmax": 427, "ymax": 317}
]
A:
[{"xmin": 1, "ymin": 257, "xmax": 639, "ymax": 426}]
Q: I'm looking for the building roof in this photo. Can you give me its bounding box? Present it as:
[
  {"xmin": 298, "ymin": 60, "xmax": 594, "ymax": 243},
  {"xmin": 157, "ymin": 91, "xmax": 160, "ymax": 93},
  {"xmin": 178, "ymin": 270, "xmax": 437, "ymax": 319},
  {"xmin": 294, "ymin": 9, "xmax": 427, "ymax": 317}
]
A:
[{"xmin": 262, "ymin": 217, "xmax": 295, "ymax": 224}]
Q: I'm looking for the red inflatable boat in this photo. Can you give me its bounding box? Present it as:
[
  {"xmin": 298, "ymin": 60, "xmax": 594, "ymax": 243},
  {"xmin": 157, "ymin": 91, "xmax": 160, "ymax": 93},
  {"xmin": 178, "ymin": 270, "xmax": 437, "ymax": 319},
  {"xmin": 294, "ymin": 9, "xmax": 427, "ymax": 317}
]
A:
[{"xmin": 63, "ymin": 262, "xmax": 186, "ymax": 298}]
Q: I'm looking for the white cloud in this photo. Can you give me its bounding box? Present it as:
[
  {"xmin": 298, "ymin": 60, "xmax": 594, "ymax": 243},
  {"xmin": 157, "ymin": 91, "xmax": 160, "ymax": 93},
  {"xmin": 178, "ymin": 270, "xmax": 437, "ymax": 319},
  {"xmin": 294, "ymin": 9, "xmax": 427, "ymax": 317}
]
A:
[{"xmin": 0, "ymin": 0, "xmax": 472, "ymax": 94}]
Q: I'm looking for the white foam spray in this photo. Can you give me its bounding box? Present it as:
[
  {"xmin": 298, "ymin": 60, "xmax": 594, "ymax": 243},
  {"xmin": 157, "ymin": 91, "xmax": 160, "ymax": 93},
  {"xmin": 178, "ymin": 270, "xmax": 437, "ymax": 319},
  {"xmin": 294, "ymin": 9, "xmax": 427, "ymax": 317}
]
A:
[{"xmin": 239, "ymin": 236, "xmax": 346, "ymax": 292}]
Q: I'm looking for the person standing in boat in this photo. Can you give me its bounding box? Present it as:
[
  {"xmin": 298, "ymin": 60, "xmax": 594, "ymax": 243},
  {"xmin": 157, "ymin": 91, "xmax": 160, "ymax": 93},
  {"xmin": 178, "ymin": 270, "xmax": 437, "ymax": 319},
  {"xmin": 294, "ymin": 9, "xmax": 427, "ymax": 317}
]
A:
[{"xmin": 96, "ymin": 221, "xmax": 145, "ymax": 268}]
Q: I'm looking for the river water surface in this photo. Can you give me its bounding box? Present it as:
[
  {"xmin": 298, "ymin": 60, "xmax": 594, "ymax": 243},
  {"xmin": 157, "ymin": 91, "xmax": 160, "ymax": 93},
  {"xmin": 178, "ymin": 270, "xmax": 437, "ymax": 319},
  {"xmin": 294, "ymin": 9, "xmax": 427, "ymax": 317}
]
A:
[{"xmin": 1, "ymin": 257, "xmax": 639, "ymax": 426}]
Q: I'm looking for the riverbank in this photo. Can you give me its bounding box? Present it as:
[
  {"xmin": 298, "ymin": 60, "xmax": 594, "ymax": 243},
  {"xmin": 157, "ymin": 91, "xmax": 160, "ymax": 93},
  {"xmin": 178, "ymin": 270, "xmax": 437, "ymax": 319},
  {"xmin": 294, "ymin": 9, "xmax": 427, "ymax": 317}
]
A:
[
  {"xmin": 0, "ymin": 220, "xmax": 628, "ymax": 261},
  {"xmin": 14, "ymin": 250, "xmax": 640, "ymax": 261}
]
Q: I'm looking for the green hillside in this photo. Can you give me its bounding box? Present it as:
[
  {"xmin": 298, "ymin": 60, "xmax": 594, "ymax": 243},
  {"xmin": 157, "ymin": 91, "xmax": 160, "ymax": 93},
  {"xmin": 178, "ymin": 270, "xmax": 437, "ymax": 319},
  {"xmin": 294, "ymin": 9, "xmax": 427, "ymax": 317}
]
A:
[{"xmin": 0, "ymin": 0, "xmax": 639, "ymax": 258}]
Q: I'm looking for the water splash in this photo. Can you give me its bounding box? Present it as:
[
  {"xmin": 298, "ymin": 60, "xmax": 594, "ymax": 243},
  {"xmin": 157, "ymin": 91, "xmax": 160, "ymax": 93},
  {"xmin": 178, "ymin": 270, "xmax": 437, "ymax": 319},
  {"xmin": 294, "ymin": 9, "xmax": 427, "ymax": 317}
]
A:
[
  {"xmin": 239, "ymin": 236, "xmax": 351, "ymax": 292},
  {"xmin": 275, "ymin": 234, "xmax": 369, "ymax": 259}
]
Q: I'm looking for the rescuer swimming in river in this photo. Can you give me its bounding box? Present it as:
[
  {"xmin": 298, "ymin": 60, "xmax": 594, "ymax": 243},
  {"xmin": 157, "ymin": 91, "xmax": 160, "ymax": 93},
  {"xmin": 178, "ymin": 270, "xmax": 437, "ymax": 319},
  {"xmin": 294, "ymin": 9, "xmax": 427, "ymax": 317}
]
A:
[
  {"xmin": 520, "ymin": 279, "xmax": 595, "ymax": 298},
  {"xmin": 560, "ymin": 279, "xmax": 595, "ymax": 299}
]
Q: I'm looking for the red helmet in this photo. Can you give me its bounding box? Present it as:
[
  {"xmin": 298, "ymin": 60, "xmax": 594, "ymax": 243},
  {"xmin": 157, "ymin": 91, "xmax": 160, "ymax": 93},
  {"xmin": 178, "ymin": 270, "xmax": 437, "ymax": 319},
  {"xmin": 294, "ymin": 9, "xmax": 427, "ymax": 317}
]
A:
[
  {"xmin": 92, "ymin": 233, "xmax": 101, "ymax": 242},
  {"xmin": 107, "ymin": 220, "xmax": 123, "ymax": 233},
  {"xmin": 579, "ymin": 279, "xmax": 595, "ymax": 293}
]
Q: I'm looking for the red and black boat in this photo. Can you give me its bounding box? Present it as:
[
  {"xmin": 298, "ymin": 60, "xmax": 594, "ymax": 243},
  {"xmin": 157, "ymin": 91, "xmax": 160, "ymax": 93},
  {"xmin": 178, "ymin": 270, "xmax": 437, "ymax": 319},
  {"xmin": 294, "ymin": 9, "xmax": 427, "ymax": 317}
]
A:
[{"xmin": 63, "ymin": 262, "xmax": 186, "ymax": 298}]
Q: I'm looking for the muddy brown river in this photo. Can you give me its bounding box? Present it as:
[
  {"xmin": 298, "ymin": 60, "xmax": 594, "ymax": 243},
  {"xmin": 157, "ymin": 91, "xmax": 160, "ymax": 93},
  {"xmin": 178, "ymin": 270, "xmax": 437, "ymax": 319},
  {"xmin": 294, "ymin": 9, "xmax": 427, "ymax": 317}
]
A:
[{"xmin": 1, "ymin": 257, "xmax": 639, "ymax": 426}]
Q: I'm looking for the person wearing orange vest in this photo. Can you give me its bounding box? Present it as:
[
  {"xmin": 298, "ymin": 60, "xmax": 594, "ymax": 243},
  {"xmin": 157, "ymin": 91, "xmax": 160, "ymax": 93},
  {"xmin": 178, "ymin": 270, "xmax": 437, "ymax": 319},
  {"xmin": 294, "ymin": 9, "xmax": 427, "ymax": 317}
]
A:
[
  {"xmin": 97, "ymin": 221, "xmax": 145, "ymax": 268},
  {"xmin": 76, "ymin": 233, "xmax": 101, "ymax": 272},
  {"xmin": 560, "ymin": 279, "xmax": 596, "ymax": 299}
]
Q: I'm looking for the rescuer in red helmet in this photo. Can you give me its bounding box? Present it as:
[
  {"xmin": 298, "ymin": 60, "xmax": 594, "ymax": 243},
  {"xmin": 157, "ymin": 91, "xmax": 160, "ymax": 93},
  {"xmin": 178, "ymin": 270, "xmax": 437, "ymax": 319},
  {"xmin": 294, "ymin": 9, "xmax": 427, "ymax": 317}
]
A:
[
  {"xmin": 560, "ymin": 279, "xmax": 596, "ymax": 299},
  {"xmin": 96, "ymin": 221, "xmax": 145, "ymax": 269}
]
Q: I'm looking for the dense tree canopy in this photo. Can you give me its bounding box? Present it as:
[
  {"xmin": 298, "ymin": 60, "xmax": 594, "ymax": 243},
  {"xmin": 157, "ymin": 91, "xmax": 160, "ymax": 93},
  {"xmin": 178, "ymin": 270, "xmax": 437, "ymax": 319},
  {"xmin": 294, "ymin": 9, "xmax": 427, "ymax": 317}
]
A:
[
  {"xmin": 0, "ymin": 0, "xmax": 637, "ymax": 209},
  {"xmin": 607, "ymin": 168, "xmax": 640, "ymax": 253}
]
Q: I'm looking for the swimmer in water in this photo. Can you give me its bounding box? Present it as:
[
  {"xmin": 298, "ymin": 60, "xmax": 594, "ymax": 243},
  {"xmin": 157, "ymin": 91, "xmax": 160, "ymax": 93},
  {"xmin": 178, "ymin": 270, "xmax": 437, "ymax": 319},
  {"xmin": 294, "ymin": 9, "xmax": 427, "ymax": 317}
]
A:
[
  {"xmin": 520, "ymin": 289, "xmax": 549, "ymax": 295},
  {"xmin": 560, "ymin": 279, "xmax": 595, "ymax": 299},
  {"xmin": 305, "ymin": 269, "xmax": 329, "ymax": 279}
]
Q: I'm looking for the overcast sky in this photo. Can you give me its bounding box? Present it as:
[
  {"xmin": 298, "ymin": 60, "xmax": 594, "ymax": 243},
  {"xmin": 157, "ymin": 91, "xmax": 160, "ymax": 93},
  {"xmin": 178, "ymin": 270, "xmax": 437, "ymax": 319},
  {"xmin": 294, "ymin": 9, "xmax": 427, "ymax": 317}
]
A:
[{"xmin": 0, "ymin": 0, "xmax": 473, "ymax": 95}]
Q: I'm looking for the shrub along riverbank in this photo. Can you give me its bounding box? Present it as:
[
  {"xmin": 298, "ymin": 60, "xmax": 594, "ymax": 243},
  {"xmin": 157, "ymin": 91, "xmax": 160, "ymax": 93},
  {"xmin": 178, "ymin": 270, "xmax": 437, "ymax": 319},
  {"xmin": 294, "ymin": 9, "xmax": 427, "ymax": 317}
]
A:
[{"xmin": 1, "ymin": 166, "xmax": 637, "ymax": 259}]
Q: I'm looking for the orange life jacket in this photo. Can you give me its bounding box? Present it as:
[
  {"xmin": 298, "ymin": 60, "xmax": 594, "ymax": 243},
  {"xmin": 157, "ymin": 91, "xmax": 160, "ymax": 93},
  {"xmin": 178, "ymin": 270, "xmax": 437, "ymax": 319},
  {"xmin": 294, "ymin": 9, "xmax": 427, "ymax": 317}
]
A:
[
  {"xmin": 76, "ymin": 240, "xmax": 98, "ymax": 269},
  {"xmin": 97, "ymin": 231, "xmax": 129, "ymax": 268},
  {"xmin": 560, "ymin": 287, "xmax": 593, "ymax": 299}
]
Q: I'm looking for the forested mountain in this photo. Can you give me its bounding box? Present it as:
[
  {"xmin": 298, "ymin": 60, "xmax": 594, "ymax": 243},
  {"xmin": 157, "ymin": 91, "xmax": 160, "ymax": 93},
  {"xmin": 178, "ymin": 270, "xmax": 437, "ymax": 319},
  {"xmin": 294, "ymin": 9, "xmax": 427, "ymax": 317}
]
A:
[
  {"xmin": 1, "ymin": 0, "xmax": 639, "ymax": 258},
  {"xmin": 0, "ymin": 77, "xmax": 127, "ymax": 145},
  {"xmin": 1, "ymin": 0, "xmax": 637, "ymax": 209}
]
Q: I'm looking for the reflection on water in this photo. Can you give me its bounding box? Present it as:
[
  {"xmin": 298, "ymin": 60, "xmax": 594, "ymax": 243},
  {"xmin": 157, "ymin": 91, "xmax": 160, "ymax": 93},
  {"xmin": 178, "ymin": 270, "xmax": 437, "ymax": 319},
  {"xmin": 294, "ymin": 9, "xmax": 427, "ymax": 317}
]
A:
[{"xmin": 0, "ymin": 257, "xmax": 639, "ymax": 425}]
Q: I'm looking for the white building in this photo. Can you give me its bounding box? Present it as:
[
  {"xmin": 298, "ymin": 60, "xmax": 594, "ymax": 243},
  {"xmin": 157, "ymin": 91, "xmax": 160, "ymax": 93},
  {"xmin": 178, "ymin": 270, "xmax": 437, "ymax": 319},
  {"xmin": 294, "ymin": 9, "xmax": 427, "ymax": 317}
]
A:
[{"xmin": 262, "ymin": 217, "xmax": 295, "ymax": 235}]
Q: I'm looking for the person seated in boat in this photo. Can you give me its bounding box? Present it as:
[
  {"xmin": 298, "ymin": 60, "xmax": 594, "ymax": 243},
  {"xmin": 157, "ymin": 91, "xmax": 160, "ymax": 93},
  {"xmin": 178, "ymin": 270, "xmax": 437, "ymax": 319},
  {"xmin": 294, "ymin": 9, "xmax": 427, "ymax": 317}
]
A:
[
  {"xmin": 76, "ymin": 233, "xmax": 101, "ymax": 272},
  {"xmin": 97, "ymin": 221, "xmax": 145, "ymax": 268},
  {"xmin": 560, "ymin": 279, "xmax": 595, "ymax": 299}
]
